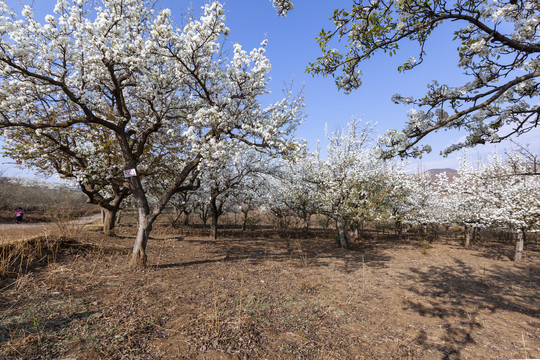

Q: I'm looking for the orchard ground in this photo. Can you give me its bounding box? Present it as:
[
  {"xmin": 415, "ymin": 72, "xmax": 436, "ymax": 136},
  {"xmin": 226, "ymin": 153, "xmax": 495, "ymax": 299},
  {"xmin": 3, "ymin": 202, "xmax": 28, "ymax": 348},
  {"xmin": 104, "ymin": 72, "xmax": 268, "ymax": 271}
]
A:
[{"xmin": 0, "ymin": 214, "xmax": 538, "ymax": 359}]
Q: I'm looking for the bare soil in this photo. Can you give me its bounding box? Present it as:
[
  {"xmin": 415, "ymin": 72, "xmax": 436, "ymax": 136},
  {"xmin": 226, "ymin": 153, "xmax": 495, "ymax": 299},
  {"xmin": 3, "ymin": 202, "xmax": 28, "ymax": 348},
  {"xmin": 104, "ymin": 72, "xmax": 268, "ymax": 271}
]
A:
[
  {"xmin": 0, "ymin": 221, "xmax": 538, "ymax": 359},
  {"xmin": 0, "ymin": 213, "xmax": 101, "ymax": 244}
]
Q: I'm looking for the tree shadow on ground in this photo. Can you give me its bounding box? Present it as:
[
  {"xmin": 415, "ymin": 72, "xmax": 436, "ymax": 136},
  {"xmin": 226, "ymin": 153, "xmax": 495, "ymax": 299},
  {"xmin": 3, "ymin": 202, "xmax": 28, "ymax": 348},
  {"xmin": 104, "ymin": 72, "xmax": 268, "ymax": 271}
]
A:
[
  {"xmin": 0, "ymin": 309, "xmax": 96, "ymax": 345},
  {"xmin": 400, "ymin": 258, "xmax": 539, "ymax": 359},
  {"xmin": 470, "ymin": 239, "xmax": 540, "ymax": 262},
  {"xmin": 155, "ymin": 229, "xmax": 417, "ymax": 274}
]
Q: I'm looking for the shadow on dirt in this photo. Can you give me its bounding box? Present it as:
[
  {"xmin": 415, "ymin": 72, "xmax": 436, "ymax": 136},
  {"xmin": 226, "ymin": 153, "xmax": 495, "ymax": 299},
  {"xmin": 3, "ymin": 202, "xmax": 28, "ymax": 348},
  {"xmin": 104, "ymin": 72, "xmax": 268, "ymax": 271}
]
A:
[
  {"xmin": 0, "ymin": 308, "xmax": 96, "ymax": 345},
  {"xmin": 154, "ymin": 228, "xmax": 420, "ymax": 274},
  {"xmin": 400, "ymin": 258, "xmax": 538, "ymax": 359}
]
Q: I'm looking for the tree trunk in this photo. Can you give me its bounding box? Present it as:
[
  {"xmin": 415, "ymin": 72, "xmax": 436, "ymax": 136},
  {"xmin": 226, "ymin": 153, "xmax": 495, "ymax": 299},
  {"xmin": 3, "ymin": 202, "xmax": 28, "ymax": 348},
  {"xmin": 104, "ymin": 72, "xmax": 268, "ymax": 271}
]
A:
[
  {"xmin": 464, "ymin": 225, "xmax": 473, "ymax": 248},
  {"xmin": 242, "ymin": 210, "xmax": 249, "ymax": 231},
  {"xmin": 395, "ymin": 220, "xmax": 403, "ymax": 237},
  {"xmin": 119, "ymin": 149, "xmax": 201, "ymax": 268},
  {"xmin": 304, "ymin": 214, "xmax": 311, "ymax": 232},
  {"xmin": 351, "ymin": 223, "xmax": 358, "ymax": 242},
  {"xmin": 473, "ymin": 226, "xmax": 480, "ymax": 244},
  {"xmin": 171, "ymin": 211, "xmax": 182, "ymax": 228},
  {"xmin": 126, "ymin": 169, "xmax": 154, "ymax": 268},
  {"xmin": 210, "ymin": 197, "xmax": 219, "ymax": 240},
  {"xmin": 514, "ymin": 229, "xmax": 524, "ymax": 262},
  {"xmin": 336, "ymin": 219, "xmax": 350, "ymax": 249},
  {"xmin": 82, "ymin": 184, "xmax": 127, "ymax": 235},
  {"xmin": 210, "ymin": 214, "xmax": 219, "ymax": 240},
  {"xmin": 199, "ymin": 207, "xmax": 209, "ymax": 227},
  {"xmin": 102, "ymin": 207, "xmax": 118, "ymax": 236},
  {"xmin": 130, "ymin": 208, "xmax": 153, "ymax": 268}
]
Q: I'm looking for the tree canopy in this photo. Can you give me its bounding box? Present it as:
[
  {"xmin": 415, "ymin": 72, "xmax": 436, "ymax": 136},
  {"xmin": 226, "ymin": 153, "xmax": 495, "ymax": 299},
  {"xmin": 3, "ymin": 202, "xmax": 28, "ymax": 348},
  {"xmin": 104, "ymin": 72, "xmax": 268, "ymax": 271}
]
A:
[{"xmin": 284, "ymin": 0, "xmax": 540, "ymax": 157}]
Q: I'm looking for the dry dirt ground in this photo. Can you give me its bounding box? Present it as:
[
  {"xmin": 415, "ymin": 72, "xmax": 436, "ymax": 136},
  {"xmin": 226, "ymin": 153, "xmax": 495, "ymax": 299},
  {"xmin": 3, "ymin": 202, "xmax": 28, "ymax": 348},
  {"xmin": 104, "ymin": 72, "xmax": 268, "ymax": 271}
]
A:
[
  {"xmin": 0, "ymin": 212, "xmax": 101, "ymax": 244},
  {"xmin": 0, "ymin": 221, "xmax": 538, "ymax": 359}
]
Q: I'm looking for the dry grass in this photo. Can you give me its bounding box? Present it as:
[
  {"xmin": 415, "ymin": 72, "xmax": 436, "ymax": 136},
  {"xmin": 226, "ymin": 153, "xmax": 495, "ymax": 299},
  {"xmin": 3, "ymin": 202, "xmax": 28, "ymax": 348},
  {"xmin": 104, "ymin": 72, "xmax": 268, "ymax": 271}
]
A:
[
  {"xmin": 0, "ymin": 235, "xmax": 60, "ymax": 282},
  {"xmin": 0, "ymin": 220, "xmax": 538, "ymax": 359},
  {"xmin": 0, "ymin": 225, "xmax": 53, "ymax": 245}
]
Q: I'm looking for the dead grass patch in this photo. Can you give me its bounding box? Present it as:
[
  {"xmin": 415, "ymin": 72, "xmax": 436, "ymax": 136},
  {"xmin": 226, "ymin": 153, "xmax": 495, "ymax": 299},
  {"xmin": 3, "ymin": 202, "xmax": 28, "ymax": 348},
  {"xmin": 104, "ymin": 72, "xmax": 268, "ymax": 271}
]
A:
[{"xmin": 0, "ymin": 222, "xmax": 538, "ymax": 359}]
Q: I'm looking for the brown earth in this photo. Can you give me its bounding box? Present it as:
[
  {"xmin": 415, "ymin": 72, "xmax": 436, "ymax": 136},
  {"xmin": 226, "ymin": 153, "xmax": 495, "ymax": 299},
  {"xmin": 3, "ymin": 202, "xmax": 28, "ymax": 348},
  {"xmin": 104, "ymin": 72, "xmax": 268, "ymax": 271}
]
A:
[
  {"xmin": 0, "ymin": 221, "xmax": 538, "ymax": 359},
  {"xmin": 0, "ymin": 213, "xmax": 101, "ymax": 244}
]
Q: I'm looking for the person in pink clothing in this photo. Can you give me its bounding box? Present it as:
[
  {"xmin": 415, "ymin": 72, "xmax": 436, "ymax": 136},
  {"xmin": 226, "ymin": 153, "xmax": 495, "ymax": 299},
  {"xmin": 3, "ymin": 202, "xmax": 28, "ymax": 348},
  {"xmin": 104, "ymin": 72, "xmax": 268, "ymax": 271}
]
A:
[{"xmin": 15, "ymin": 208, "xmax": 24, "ymax": 224}]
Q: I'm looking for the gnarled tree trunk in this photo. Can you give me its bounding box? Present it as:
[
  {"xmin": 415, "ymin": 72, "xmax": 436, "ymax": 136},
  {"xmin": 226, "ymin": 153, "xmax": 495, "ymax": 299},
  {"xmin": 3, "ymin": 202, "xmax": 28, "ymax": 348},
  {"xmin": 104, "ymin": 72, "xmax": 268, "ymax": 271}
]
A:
[
  {"xmin": 102, "ymin": 208, "xmax": 118, "ymax": 236},
  {"xmin": 82, "ymin": 183, "xmax": 128, "ymax": 236},
  {"xmin": 129, "ymin": 177, "xmax": 153, "ymax": 268}
]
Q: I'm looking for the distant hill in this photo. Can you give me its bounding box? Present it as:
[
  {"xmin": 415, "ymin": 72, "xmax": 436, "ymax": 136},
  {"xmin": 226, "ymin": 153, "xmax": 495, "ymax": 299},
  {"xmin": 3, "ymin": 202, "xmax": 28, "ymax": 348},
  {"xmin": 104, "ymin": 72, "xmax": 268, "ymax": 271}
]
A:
[
  {"xmin": 425, "ymin": 168, "xmax": 457, "ymax": 175},
  {"xmin": 1, "ymin": 176, "xmax": 78, "ymax": 190},
  {"xmin": 423, "ymin": 168, "xmax": 458, "ymax": 182}
]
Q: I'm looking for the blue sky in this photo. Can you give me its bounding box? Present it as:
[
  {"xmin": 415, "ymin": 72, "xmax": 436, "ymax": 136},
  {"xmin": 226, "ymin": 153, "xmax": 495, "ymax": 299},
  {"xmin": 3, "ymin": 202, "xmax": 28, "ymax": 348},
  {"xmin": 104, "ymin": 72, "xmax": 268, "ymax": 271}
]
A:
[{"xmin": 1, "ymin": 0, "xmax": 539, "ymax": 177}]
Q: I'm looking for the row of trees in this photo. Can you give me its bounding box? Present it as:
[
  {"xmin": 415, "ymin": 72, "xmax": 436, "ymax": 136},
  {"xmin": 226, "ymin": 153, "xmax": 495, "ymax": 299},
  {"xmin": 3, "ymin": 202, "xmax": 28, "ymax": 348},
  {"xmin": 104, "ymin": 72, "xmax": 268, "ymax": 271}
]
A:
[
  {"xmin": 123, "ymin": 119, "xmax": 539, "ymax": 261},
  {"xmin": 1, "ymin": 0, "xmax": 538, "ymax": 266},
  {"xmin": 267, "ymin": 121, "xmax": 540, "ymax": 260}
]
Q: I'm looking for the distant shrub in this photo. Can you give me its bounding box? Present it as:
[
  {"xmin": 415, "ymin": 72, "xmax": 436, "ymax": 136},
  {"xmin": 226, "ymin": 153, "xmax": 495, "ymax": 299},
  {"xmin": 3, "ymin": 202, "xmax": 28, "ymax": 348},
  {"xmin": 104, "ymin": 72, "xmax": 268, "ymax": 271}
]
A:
[{"xmin": 0, "ymin": 177, "xmax": 90, "ymax": 214}]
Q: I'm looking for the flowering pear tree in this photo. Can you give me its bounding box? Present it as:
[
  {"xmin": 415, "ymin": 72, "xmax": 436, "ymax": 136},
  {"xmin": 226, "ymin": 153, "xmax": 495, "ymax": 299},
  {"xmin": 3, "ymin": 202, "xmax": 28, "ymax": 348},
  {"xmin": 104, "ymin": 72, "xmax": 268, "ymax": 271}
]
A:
[
  {"xmin": 261, "ymin": 174, "xmax": 297, "ymax": 229},
  {"xmin": 300, "ymin": 0, "xmax": 540, "ymax": 157},
  {"xmin": 434, "ymin": 152, "xmax": 539, "ymax": 258},
  {"xmin": 383, "ymin": 170, "xmax": 427, "ymax": 234},
  {"xmin": 199, "ymin": 145, "xmax": 273, "ymax": 239},
  {"xmin": 305, "ymin": 119, "xmax": 406, "ymax": 248},
  {"xmin": 0, "ymin": 0, "xmax": 303, "ymax": 267},
  {"xmin": 3, "ymin": 124, "xmax": 132, "ymax": 235},
  {"xmin": 231, "ymin": 172, "xmax": 269, "ymax": 231},
  {"xmin": 169, "ymin": 190, "xmax": 197, "ymax": 228},
  {"xmin": 473, "ymin": 153, "xmax": 540, "ymax": 260},
  {"xmin": 438, "ymin": 157, "xmax": 490, "ymax": 246},
  {"xmin": 505, "ymin": 142, "xmax": 540, "ymax": 176},
  {"xmin": 271, "ymin": 159, "xmax": 321, "ymax": 231}
]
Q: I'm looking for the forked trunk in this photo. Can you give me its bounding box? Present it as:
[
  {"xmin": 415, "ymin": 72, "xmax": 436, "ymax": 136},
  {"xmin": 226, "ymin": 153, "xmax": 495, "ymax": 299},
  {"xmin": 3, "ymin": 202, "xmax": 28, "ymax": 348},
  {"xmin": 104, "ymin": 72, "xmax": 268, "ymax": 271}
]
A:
[
  {"xmin": 82, "ymin": 184, "xmax": 127, "ymax": 235},
  {"xmin": 336, "ymin": 219, "xmax": 350, "ymax": 249},
  {"xmin": 119, "ymin": 152, "xmax": 200, "ymax": 268},
  {"xmin": 514, "ymin": 229, "xmax": 524, "ymax": 262},
  {"xmin": 200, "ymin": 209, "xmax": 209, "ymax": 226}
]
